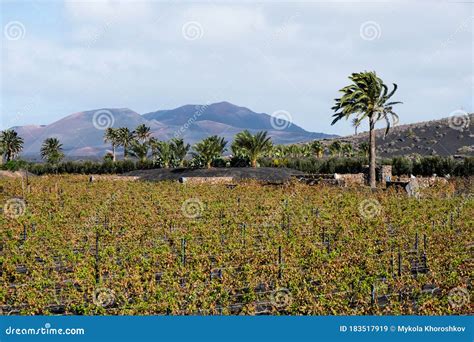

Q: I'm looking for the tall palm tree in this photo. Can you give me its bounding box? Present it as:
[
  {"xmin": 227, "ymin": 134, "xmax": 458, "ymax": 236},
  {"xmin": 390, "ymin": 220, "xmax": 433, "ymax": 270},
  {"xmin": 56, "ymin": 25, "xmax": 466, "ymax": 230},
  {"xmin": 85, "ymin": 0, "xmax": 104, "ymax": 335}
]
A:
[
  {"xmin": 116, "ymin": 127, "xmax": 136, "ymax": 160},
  {"xmin": 104, "ymin": 128, "xmax": 120, "ymax": 162},
  {"xmin": 310, "ymin": 140, "xmax": 324, "ymax": 158},
  {"xmin": 135, "ymin": 124, "xmax": 151, "ymax": 143},
  {"xmin": 352, "ymin": 118, "xmax": 361, "ymax": 135},
  {"xmin": 193, "ymin": 135, "xmax": 227, "ymax": 169},
  {"xmin": 0, "ymin": 129, "xmax": 24, "ymax": 162},
  {"xmin": 232, "ymin": 130, "xmax": 272, "ymax": 167},
  {"xmin": 331, "ymin": 71, "xmax": 401, "ymax": 188},
  {"xmin": 40, "ymin": 137, "xmax": 64, "ymax": 164},
  {"xmin": 170, "ymin": 138, "xmax": 190, "ymax": 167}
]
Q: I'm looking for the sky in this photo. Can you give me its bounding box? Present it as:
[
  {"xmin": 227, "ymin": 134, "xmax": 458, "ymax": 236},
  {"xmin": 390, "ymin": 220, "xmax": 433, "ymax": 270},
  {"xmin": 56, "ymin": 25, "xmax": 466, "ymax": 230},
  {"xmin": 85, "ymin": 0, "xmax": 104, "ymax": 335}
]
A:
[{"xmin": 0, "ymin": 0, "xmax": 473, "ymax": 135}]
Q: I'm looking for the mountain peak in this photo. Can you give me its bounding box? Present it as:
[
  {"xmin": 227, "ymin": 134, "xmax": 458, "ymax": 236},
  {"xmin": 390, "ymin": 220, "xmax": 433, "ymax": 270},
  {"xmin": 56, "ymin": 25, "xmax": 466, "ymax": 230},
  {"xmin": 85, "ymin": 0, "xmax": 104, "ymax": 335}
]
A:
[{"xmin": 14, "ymin": 102, "xmax": 335, "ymax": 158}]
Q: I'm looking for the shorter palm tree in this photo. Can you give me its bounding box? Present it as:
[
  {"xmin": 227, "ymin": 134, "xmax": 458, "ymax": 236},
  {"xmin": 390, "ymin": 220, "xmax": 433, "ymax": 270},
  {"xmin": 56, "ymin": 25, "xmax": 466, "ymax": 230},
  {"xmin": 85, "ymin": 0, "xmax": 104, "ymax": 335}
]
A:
[
  {"xmin": 232, "ymin": 130, "xmax": 272, "ymax": 167},
  {"xmin": 358, "ymin": 141, "xmax": 369, "ymax": 159},
  {"xmin": 341, "ymin": 143, "xmax": 354, "ymax": 157},
  {"xmin": 170, "ymin": 138, "xmax": 190, "ymax": 167},
  {"xmin": 310, "ymin": 140, "xmax": 324, "ymax": 158},
  {"xmin": 0, "ymin": 129, "xmax": 24, "ymax": 162},
  {"xmin": 104, "ymin": 128, "xmax": 120, "ymax": 161},
  {"xmin": 193, "ymin": 135, "xmax": 227, "ymax": 169},
  {"xmin": 352, "ymin": 118, "xmax": 361, "ymax": 135},
  {"xmin": 129, "ymin": 140, "xmax": 149, "ymax": 162},
  {"xmin": 329, "ymin": 141, "xmax": 342, "ymax": 157},
  {"xmin": 41, "ymin": 137, "xmax": 64, "ymax": 164},
  {"xmin": 270, "ymin": 145, "xmax": 286, "ymax": 159},
  {"xmin": 150, "ymin": 140, "xmax": 173, "ymax": 168}
]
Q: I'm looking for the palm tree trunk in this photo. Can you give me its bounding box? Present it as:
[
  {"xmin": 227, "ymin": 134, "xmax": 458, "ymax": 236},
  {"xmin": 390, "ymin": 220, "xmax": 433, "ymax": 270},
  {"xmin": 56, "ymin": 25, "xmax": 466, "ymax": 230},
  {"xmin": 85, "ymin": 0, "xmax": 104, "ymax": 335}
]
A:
[
  {"xmin": 207, "ymin": 160, "xmax": 212, "ymax": 169},
  {"xmin": 251, "ymin": 158, "xmax": 257, "ymax": 168},
  {"xmin": 112, "ymin": 145, "xmax": 116, "ymax": 162},
  {"xmin": 369, "ymin": 118, "xmax": 376, "ymax": 189}
]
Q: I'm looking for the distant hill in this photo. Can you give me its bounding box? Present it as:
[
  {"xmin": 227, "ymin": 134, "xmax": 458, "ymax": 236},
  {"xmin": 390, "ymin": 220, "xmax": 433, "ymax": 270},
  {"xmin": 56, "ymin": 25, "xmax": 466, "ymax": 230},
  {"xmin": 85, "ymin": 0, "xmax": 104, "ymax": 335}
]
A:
[
  {"xmin": 13, "ymin": 102, "xmax": 335, "ymax": 158},
  {"xmin": 319, "ymin": 114, "xmax": 474, "ymax": 157}
]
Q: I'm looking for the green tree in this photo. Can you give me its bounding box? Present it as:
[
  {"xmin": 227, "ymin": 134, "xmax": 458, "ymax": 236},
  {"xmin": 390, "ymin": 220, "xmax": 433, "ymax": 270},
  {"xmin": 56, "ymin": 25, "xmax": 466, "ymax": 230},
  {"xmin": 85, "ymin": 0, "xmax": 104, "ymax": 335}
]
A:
[
  {"xmin": 331, "ymin": 71, "xmax": 401, "ymax": 188},
  {"xmin": 40, "ymin": 137, "xmax": 64, "ymax": 164},
  {"xmin": 329, "ymin": 141, "xmax": 342, "ymax": 157},
  {"xmin": 150, "ymin": 140, "xmax": 173, "ymax": 168},
  {"xmin": 129, "ymin": 140, "xmax": 149, "ymax": 163},
  {"xmin": 310, "ymin": 141, "xmax": 324, "ymax": 158},
  {"xmin": 352, "ymin": 117, "xmax": 361, "ymax": 135},
  {"xmin": 170, "ymin": 138, "xmax": 190, "ymax": 167},
  {"xmin": 341, "ymin": 143, "xmax": 354, "ymax": 157},
  {"xmin": 193, "ymin": 135, "xmax": 227, "ymax": 169},
  {"xmin": 0, "ymin": 129, "xmax": 24, "ymax": 162},
  {"xmin": 117, "ymin": 127, "xmax": 136, "ymax": 160},
  {"xmin": 104, "ymin": 128, "xmax": 120, "ymax": 162},
  {"xmin": 135, "ymin": 124, "xmax": 152, "ymax": 143},
  {"xmin": 358, "ymin": 141, "xmax": 369, "ymax": 159},
  {"xmin": 232, "ymin": 130, "xmax": 272, "ymax": 167}
]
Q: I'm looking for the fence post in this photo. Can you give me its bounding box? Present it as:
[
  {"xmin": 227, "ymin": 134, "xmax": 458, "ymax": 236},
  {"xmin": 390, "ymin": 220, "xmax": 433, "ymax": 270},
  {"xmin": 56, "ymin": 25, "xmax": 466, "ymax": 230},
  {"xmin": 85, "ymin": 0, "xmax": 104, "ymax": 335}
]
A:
[
  {"xmin": 278, "ymin": 246, "xmax": 282, "ymax": 279},
  {"xmin": 286, "ymin": 215, "xmax": 291, "ymax": 237},
  {"xmin": 95, "ymin": 230, "xmax": 100, "ymax": 284},
  {"xmin": 371, "ymin": 284, "xmax": 376, "ymax": 306},
  {"xmin": 22, "ymin": 223, "xmax": 27, "ymax": 241},
  {"xmin": 398, "ymin": 249, "xmax": 402, "ymax": 277},
  {"xmin": 240, "ymin": 224, "xmax": 246, "ymax": 248},
  {"xmin": 390, "ymin": 251, "xmax": 394, "ymax": 277},
  {"xmin": 181, "ymin": 238, "xmax": 187, "ymax": 267},
  {"xmin": 415, "ymin": 232, "xmax": 418, "ymax": 253}
]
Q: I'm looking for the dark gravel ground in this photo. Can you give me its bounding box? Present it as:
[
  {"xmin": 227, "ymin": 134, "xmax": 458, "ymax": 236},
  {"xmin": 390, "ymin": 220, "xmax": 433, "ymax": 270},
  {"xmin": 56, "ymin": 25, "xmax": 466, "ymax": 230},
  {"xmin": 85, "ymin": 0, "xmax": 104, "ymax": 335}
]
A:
[{"xmin": 123, "ymin": 167, "xmax": 305, "ymax": 182}]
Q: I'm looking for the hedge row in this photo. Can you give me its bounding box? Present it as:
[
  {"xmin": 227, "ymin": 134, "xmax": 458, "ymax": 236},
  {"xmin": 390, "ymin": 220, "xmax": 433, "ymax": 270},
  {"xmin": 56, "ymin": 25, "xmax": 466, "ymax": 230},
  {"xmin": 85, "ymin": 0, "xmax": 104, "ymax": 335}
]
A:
[
  {"xmin": 1, "ymin": 156, "xmax": 472, "ymax": 177},
  {"xmin": 1, "ymin": 160, "xmax": 158, "ymax": 175},
  {"xmin": 261, "ymin": 156, "xmax": 474, "ymax": 177}
]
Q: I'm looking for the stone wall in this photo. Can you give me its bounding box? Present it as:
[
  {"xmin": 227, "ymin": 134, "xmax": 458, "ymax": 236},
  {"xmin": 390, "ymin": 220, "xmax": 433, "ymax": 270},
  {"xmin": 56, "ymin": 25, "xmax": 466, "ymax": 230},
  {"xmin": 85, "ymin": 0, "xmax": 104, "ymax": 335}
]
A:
[
  {"xmin": 334, "ymin": 173, "xmax": 366, "ymax": 187},
  {"xmin": 179, "ymin": 177, "xmax": 234, "ymax": 184}
]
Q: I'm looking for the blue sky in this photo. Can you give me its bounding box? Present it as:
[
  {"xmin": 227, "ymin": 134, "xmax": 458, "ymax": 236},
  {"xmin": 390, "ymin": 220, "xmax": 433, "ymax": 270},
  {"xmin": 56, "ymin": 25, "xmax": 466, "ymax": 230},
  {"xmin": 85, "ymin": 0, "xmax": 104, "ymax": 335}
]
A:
[{"xmin": 1, "ymin": 0, "xmax": 472, "ymax": 135}]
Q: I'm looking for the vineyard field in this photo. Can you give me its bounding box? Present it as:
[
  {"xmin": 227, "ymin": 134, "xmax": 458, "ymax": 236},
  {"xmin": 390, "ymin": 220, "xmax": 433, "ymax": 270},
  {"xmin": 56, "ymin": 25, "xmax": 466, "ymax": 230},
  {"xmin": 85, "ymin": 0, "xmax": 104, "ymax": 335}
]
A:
[{"xmin": 0, "ymin": 176, "xmax": 472, "ymax": 315}]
